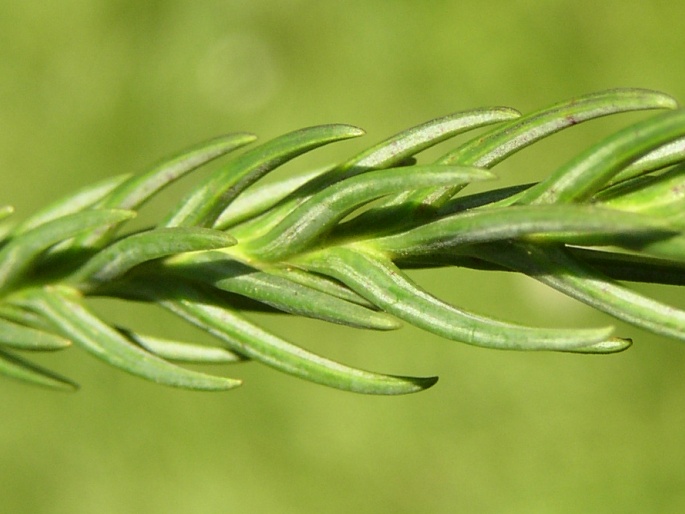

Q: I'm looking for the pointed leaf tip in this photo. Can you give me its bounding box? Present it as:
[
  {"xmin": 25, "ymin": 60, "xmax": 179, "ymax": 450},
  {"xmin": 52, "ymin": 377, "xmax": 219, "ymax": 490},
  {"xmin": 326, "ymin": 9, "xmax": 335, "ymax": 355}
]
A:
[
  {"xmin": 570, "ymin": 337, "xmax": 632, "ymax": 354},
  {"xmin": 299, "ymin": 246, "xmax": 616, "ymax": 352},
  {"xmin": 163, "ymin": 124, "xmax": 366, "ymax": 228},
  {"xmin": 0, "ymin": 205, "xmax": 14, "ymax": 220},
  {"xmin": 0, "ymin": 348, "xmax": 79, "ymax": 391},
  {"xmin": 149, "ymin": 281, "xmax": 435, "ymax": 395}
]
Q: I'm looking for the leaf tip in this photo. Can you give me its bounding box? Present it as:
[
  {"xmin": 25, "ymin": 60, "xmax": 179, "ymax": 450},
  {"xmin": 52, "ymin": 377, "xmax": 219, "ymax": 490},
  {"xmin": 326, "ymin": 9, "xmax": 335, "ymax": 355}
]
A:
[
  {"xmin": 57, "ymin": 380, "xmax": 81, "ymax": 392},
  {"xmin": 410, "ymin": 374, "xmax": 439, "ymax": 391},
  {"xmin": 389, "ymin": 374, "xmax": 439, "ymax": 394},
  {"xmin": 569, "ymin": 336, "xmax": 633, "ymax": 354},
  {"xmin": 343, "ymin": 125, "xmax": 366, "ymax": 138},
  {"xmin": 0, "ymin": 205, "xmax": 14, "ymax": 218}
]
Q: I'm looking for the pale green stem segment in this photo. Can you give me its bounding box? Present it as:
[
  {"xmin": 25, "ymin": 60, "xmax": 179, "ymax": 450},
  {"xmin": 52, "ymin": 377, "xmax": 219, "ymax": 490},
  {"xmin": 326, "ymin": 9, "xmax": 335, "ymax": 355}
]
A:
[
  {"xmin": 0, "ymin": 209, "xmax": 135, "ymax": 294},
  {"xmin": 163, "ymin": 252, "xmax": 400, "ymax": 330},
  {"xmin": 361, "ymin": 88, "xmax": 678, "ymax": 218},
  {"xmin": 145, "ymin": 281, "xmax": 436, "ymax": 395},
  {"xmin": 163, "ymin": 125, "xmax": 365, "ymax": 229},
  {"xmin": 11, "ymin": 174, "xmax": 132, "ymax": 236},
  {"xmin": 296, "ymin": 246, "xmax": 618, "ymax": 352},
  {"xmin": 372, "ymin": 205, "xmax": 675, "ymax": 258},
  {"xmin": 72, "ymin": 227, "xmax": 237, "ymax": 290},
  {"xmin": 0, "ymin": 347, "xmax": 78, "ymax": 391},
  {"xmin": 116, "ymin": 328, "xmax": 245, "ymax": 364},
  {"xmin": 18, "ymin": 286, "xmax": 241, "ymax": 391},
  {"xmin": 245, "ymin": 166, "xmax": 494, "ymax": 261},
  {"xmin": 0, "ymin": 317, "xmax": 71, "ymax": 350},
  {"xmin": 516, "ymin": 109, "xmax": 685, "ymax": 205},
  {"xmin": 478, "ymin": 242, "xmax": 685, "ymax": 342}
]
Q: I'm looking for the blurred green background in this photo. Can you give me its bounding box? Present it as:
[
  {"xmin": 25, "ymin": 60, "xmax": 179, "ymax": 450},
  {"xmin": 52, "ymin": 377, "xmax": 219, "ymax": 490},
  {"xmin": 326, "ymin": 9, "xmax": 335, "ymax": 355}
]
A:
[{"xmin": 2, "ymin": 1, "xmax": 685, "ymax": 512}]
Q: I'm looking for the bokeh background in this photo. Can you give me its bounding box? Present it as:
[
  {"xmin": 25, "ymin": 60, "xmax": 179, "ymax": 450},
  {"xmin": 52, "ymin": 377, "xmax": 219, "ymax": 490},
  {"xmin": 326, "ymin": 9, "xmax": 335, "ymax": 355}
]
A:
[{"xmin": 2, "ymin": 1, "xmax": 685, "ymax": 512}]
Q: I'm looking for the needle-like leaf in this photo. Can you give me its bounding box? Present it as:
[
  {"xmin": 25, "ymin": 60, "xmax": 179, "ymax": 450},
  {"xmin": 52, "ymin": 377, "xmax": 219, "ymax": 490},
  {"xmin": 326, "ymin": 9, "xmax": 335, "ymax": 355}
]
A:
[
  {"xmin": 227, "ymin": 109, "xmax": 518, "ymax": 241},
  {"xmin": 516, "ymin": 109, "xmax": 685, "ymax": 205},
  {"xmin": 0, "ymin": 317, "xmax": 71, "ymax": 350},
  {"xmin": 3, "ymin": 89, "xmax": 685, "ymax": 394},
  {"xmin": 393, "ymin": 248, "xmax": 685, "ymax": 287},
  {"xmin": 18, "ymin": 286, "xmax": 241, "ymax": 391},
  {"xmin": 101, "ymin": 133, "xmax": 257, "ymax": 211},
  {"xmin": 163, "ymin": 125, "xmax": 365, "ymax": 228},
  {"xmin": 161, "ymin": 252, "xmax": 401, "ymax": 330},
  {"xmin": 11, "ymin": 174, "xmax": 132, "ymax": 236},
  {"xmin": 145, "ymin": 281, "xmax": 436, "ymax": 395},
  {"xmin": 72, "ymin": 227, "xmax": 237, "ymax": 290},
  {"xmin": 366, "ymin": 88, "xmax": 679, "ymax": 217},
  {"xmin": 568, "ymin": 248, "xmax": 685, "ymax": 286},
  {"xmin": 214, "ymin": 169, "xmax": 324, "ymax": 230},
  {"xmin": 443, "ymin": 88, "xmax": 677, "ymax": 168},
  {"xmin": 0, "ymin": 303, "xmax": 56, "ymax": 332},
  {"xmin": 116, "ymin": 328, "xmax": 245, "ymax": 364},
  {"xmin": 599, "ymin": 163, "xmax": 685, "ymax": 216},
  {"xmin": 0, "ymin": 209, "xmax": 135, "ymax": 293},
  {"xmin": 246, "ymin": 166, "xmax": 494, "ymax": 260},
  {"xmin": 608, "ymin": 136, "xmax": 685, "ymax": 186},
  {"xmin": 327, "ymin": 107, "xmax": 521, "ymax": 181},
  {"xmin": 265, "ymin": 265, "xmax": 377, "ymax": 307},
  {"xmin": 478, "ymin": 242, "xmax": 685, "ymax": 342},
  {"xmin": 372, "ymin": 205, "xmax": 675, "ymax": 258},
  {"xmin": 297, "ymin": 246, "xmax": 618, "ymax": 352},
  {"xmin": 71, "ymin": 133, "xmax": 258, "ymax": 247},
  {"xmin": 0, "ymin": 347, "xmax": 78, "ymax": 391}
]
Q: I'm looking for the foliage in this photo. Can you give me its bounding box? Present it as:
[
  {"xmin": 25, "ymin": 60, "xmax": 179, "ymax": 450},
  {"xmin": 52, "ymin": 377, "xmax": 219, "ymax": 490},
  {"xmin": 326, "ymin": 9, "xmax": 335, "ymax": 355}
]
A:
[{"xmin": 1, "ymin": 88, "xmax": 685, "ymax": 395}]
